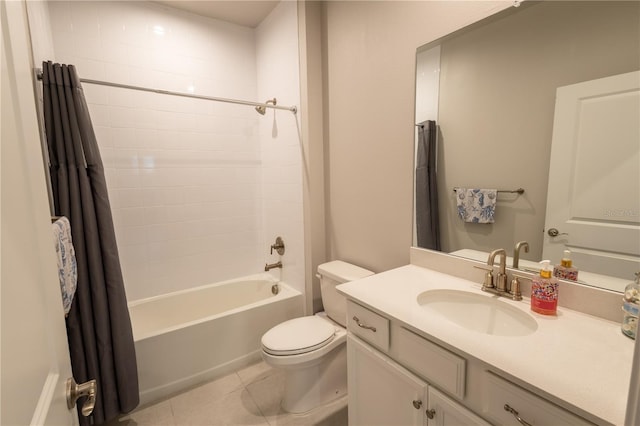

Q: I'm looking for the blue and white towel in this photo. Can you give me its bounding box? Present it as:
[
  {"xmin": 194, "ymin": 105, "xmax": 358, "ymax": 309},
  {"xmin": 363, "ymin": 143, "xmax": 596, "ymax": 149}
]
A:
[
  {"xmin": 456, "ymin": 188, "xmax": 497, "ymax": 223},
  {"xmin": 52, "ymin": 217, "xmax": 77, "ymax": 316}
]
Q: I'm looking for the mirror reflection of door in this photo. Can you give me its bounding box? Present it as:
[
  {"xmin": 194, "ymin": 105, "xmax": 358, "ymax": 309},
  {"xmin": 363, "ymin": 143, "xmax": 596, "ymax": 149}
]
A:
[{"xmin": 542, "ymin": 71, "xmax": 640, "ymax": 289}]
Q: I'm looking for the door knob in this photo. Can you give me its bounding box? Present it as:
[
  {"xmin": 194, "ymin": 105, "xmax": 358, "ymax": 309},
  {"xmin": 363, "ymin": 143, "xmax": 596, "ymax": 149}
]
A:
[
  {"xmin": 547, "ymin": 228, "xmax": 568, "ymax": 237},
  {"xmin": 66, "ymin": 378, "xmax": 97, "ymax": 417}
]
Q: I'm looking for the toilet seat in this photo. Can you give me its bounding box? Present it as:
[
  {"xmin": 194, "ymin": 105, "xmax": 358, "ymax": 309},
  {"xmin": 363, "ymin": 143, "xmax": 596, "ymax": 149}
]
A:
[{"xmin": 262, "ymin": 316, "xmax": 336, "ymax": 356}]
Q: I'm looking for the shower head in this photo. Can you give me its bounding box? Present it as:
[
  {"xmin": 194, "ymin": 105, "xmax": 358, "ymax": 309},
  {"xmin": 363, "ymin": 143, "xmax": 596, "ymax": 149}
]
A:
[{"xmin": 255, "ymin": 98, "xmax": 277, "ymax": 115}]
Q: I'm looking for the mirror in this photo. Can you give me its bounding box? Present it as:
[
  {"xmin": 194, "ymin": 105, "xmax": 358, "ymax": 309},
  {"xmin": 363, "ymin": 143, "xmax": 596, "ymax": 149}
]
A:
[{"xmin": 413, "ymin": 1, "xmax": 640, "ymax": 292}]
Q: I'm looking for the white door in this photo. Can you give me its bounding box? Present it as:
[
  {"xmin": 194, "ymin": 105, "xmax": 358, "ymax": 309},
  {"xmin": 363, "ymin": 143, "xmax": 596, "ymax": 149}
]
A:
[
  {"xmin": 542, "ymin": 71, "xmax": 640, "ymax": 282},
  {"xmin": 1, "ymin": 1, "xmax": 78, "ymax": 424},
  {"xmin": 347, "ymin": 335, "xmax": 427, "ymax": 426}
]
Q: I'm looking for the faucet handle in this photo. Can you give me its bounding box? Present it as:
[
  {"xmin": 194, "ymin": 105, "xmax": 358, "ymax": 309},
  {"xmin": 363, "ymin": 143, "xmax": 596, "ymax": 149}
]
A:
[
  {"xmin": 474, "ymin": 265, "xmax": 495, "ymax": 289},
  {"xmin": 510, "ymin": 274, "xmax": 529, "ymax": 301},
  {"xmin": 270, "ymin": 236, "xmax": 285, "ymax": 255}
]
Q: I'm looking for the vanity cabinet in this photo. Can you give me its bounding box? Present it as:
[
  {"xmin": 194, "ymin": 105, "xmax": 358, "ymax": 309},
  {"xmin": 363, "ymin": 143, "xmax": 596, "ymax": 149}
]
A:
[
  {"xmin": 347, "ymin": 335, "xmax": 489, "ymax": 426},
  {"xmin": 346, "ymin": 300, "xmax": 596, "ymax": 426},
  {"xmin": 347, "ymin": 299, "xmax": 490, "ymax": 426},
  {"xmin": 347, "ymin": 335, "xmax": 426, "ymax": 425}
]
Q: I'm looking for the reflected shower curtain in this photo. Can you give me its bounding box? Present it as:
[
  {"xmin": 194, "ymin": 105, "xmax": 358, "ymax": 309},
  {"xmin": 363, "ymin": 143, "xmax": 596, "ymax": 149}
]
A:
[
  {"xmin": 41, "ymin": 61, "xmax": 139, "ymax": 424},
  {"xmin": 416, "ymin": 120, "xmax": 441, "ymax": 250}
]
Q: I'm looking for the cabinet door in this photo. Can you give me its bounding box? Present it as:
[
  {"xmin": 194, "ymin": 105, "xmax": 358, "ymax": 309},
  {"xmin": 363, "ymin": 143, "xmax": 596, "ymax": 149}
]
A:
[
  {"xmin": 348, "ymin": 335, "xmax": 427, "ymax": 426},
  {"xmin": 427, "ymin": 387, "xmax": 490, "ymax": 426}
]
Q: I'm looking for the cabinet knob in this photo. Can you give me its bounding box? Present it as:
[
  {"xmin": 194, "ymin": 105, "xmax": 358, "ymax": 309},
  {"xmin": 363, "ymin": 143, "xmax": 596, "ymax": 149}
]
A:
[
  {"xmin": 425, "ymin": 408, "xmax": 436, "ymax": 419},
  {"xmin": 412, "ymin": 400, "xmax": 422, "ymax": 409}
]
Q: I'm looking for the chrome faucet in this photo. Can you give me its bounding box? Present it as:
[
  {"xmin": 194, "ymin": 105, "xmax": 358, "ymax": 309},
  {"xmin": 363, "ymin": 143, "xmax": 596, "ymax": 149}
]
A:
[
  {"xmin": 264, "ymin": 261, "xmax": 282, "ymax": 272},
  {"xmin": 487, "ymin": 248, "xmax": 508, "ymax": 292},
  {"xmin": 513, "ymin": 241, "xmax": 529, "ymax": 269}
]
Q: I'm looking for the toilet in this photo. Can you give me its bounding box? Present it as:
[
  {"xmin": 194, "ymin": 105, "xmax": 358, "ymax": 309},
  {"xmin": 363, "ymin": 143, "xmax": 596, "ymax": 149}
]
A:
[{"xmin": 261, "ymin": 260, "xmax": 374, "ymax": 414}]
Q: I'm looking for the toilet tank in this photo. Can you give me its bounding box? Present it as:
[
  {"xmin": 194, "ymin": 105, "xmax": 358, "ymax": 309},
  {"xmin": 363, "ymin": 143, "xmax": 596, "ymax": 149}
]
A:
[{"xmin": 317, "ymin": 260, "xmax": 374, "ymax": 327}]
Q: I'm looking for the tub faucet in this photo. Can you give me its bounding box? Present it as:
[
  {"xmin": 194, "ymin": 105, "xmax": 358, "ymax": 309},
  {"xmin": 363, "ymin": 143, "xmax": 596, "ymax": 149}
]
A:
[
  {"xmin": 513, "ymin": 241, "xmax": 529, "ymax": 269},
  {"xmin": 265, "ymin": 261, "xmax": 282, "ymax": 272}
]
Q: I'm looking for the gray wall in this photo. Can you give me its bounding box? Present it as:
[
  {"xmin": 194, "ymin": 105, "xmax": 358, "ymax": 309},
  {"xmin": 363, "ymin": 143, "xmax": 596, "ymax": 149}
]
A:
[{"xmin": 322, "ymin": 1, "xmax": 510, "ymax": 273}]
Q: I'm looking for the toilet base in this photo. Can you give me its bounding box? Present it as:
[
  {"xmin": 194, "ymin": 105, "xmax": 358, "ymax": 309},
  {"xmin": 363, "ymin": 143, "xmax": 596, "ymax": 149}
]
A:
[{"xmin": 281, "ymin": 344, "xmax": 347, "ymax": 414}]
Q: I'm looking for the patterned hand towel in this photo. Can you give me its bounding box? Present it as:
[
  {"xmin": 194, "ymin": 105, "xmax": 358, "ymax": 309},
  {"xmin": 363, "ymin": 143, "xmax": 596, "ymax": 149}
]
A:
[
  {"xmin": 456, "ymin": 188, "xmax": 497, "ymax": 223},
  {"xmin": 52, "ymin": 217, "xmax": 77, "ymax": 315}
]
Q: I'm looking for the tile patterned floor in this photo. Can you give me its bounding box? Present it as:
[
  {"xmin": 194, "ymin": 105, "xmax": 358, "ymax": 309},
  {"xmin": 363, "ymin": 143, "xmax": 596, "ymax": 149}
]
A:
[{"xmin": 107, "ymin": 361, "xmax": 348, "ymax": 426}]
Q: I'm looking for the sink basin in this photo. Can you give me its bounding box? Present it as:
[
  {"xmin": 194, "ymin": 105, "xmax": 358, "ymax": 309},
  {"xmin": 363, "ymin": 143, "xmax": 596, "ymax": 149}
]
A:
[{"xmin": 417, "ymin": 290, "xmax": 538, "ymax": 337}]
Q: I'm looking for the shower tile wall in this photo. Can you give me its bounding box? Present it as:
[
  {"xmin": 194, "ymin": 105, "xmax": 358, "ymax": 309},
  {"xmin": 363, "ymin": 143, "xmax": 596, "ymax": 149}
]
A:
[
  {"xmin": 256, "ymin": 1, "xmax": 304, "ymax": 297},
  {"xmin": 47, "ymin": 1, "xmax": 303, "ymax": 302}
]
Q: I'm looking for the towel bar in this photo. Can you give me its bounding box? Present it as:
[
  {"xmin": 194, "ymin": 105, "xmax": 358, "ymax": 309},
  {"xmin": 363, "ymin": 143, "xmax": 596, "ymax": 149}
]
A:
[{"xmin": 453, "ymin": 187, "xmax": 524, "ymax": 195}]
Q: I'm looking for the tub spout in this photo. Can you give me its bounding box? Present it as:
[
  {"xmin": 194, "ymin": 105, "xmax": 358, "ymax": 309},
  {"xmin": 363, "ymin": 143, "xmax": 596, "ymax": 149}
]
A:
[{"xmin": 265, "ymin": 261, "xmax": 282, "ymax": 271}]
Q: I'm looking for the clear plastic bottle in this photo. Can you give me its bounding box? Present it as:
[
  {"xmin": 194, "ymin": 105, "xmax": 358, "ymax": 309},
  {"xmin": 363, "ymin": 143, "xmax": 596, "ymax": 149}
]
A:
[
  {"xmin": 531, "ymin": 260, "xmax": 559, "ymax": 315},
  {"xmin": 621, "ymin": 272, "xmax": 640, "ymax": 339}
]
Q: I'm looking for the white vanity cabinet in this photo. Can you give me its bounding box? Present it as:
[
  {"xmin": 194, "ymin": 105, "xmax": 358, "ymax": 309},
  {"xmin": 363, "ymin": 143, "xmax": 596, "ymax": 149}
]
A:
[
  {"xmin": 347, "ymin": 335, "xmax": 427, "ymax": 425},
  {"xmin": 346, "ymin": 299, "xmax": 597, "ymax": 426},
  {"xmin": 347, "ymin": 335, "xmax": 489, "ymax": 426},
  {"xmin": 347, "ymin": 301, "xmax": 490, "ymax": 426}
]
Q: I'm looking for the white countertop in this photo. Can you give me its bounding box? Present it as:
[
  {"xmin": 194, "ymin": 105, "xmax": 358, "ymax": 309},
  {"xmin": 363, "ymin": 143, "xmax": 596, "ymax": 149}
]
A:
[{"xmin": 337, "ymin": 264, "xmax": 635, "ymax": 425}]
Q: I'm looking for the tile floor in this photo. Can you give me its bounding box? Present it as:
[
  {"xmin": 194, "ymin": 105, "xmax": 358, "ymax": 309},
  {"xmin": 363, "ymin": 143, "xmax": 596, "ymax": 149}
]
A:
[{"xmin": 107, "ymin": 361, "xmax": 348, "ymax": 426}]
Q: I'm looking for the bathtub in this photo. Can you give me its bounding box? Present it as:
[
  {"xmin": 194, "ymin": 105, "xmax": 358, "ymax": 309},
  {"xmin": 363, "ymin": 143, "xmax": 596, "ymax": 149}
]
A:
[{"xmin": 129, "ymin": 274, "xmax": 303, "ymax": 405}]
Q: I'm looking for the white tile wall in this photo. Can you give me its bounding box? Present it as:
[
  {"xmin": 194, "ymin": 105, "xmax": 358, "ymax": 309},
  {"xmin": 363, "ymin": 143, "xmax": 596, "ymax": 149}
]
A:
[
  {"xmin": 256, "ymin": 1, "xmax": 305, "ymax": 293},
  {"xmin": 48, "ymin": 1, "xmax": 303, "ymax": 302}
]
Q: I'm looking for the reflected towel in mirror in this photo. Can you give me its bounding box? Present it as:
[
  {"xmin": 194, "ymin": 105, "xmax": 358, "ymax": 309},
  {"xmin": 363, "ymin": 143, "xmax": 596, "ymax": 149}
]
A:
[
  {"xmin": 456, "ymin": 188, "xmax": 497, "ymax": 223},
  {"xmin": 52, "ymin": 216, "xmax": 77, "ymax": 315}
]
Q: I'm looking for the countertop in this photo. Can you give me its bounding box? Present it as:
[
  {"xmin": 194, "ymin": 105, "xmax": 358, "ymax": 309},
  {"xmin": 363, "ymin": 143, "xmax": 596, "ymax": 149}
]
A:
[{"xmin": 337, "ymin": 264, "xmax": 635, "ymax": 425}]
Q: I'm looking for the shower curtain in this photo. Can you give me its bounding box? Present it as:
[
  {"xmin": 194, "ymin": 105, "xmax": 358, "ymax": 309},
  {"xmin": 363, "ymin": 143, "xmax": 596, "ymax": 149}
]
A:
[
  {"xmin": 416, "ymin": 120, "xmax": 441, "ymax": 250},
  {"xmin": 41, "ymin": 61, "xmax": 139, "ymax": 424}
]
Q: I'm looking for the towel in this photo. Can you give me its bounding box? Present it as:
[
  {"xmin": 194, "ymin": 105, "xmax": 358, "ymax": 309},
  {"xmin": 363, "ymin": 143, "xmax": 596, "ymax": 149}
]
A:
[
  {"xmin": 52, "ymin": 217, "xmax": 77, "ymax": 315},
  {"xmin": 456, "ymin": 188, "xmax": 497, "ymax": 223}
]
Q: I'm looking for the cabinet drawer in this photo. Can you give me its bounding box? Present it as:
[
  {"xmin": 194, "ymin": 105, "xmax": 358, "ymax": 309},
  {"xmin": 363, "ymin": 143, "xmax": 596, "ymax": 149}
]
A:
[
  {"xmin": 394, "ymin": 326, "xmax": 466, "ymax": 399},
  {"xmin": 482, "ymin": 371, "xmax": 593, "ymax": 426},
  {"xmin": 347, "ymin": 301, "xmax": 390, "ymax": 352}
]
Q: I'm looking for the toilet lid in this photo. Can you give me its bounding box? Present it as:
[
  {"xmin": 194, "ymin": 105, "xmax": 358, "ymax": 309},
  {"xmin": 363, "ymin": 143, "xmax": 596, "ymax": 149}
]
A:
[{"xmin": 262, "ymin": 316, "xmax": 336, "ymax": 356}]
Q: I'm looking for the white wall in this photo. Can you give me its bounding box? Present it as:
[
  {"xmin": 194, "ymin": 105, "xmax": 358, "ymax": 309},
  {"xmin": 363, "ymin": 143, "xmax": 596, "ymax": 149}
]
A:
[
  {"xmin": 322, "ymin": 1, "xmax": 510, "ymax": 273},
  {"xmin": 256, "ymin": 1, "xmax": 304, "ymax": 295},
  {"xmin": 46, "ymin": 1, "xmax": 304, "ymax": 301}
]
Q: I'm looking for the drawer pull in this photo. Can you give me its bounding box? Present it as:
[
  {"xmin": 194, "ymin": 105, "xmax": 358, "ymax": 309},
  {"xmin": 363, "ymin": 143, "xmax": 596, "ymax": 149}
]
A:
[
  {"xmin": 352, "ymin": 316, "xmax": 377, "ymax": 332},
  {"xmin": 412, "ymin": 400, "xmax": 422, "ymax": 409},
  {"xmin": 504, "ymin": 404, "xmax": 532, "ymax": 426},
  {"xmin": 425, "ymin": 409, "xmax": 436, "ymax": 419}
]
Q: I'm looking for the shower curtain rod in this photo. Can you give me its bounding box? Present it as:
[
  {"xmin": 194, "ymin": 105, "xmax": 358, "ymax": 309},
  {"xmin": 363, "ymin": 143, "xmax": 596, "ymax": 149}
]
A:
[{"xmin": 35, "ymin": 68, "xmax": 298, "ymax": 114}]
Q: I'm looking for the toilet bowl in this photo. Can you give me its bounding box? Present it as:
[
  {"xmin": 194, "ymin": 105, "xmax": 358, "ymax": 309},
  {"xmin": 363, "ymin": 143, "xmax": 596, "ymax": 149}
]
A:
[{"xmin": 260, "ymin": 261, "xmax": 373, "ymax": 414}]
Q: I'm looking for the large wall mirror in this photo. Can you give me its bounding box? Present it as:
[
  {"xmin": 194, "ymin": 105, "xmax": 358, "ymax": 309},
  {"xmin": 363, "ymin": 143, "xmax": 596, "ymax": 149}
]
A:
[{"xmin": 413, "ymin": 1, "xmax": 640, "ymax": 292}]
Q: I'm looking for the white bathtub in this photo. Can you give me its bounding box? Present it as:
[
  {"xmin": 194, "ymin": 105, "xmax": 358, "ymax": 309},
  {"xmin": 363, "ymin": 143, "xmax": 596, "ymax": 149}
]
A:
[{"xmin": 129, "ymin": 274, "xmax": 303, "ymax": 405}]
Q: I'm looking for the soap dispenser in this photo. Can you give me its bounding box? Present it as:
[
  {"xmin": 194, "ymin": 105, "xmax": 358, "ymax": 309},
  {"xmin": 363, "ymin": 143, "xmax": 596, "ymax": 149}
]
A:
[
  {"xmin": 531, "ymin": 260, "xmax": 559, "ymax": 315},
  {"xmin": 553, "ymin": 249, "xmax": 578, "ymax": 281}
]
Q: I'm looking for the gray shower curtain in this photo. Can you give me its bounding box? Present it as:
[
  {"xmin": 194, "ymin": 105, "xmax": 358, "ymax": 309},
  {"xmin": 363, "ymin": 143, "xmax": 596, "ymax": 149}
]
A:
[
  {"xmin": 42, "ymin": 61, "xmax": 139, "ymax": 425},
  {"xmin": 416, "ymin": 120, "xmax": 441, "ymax": 250}
]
